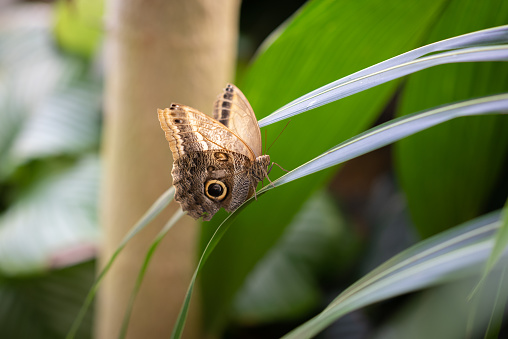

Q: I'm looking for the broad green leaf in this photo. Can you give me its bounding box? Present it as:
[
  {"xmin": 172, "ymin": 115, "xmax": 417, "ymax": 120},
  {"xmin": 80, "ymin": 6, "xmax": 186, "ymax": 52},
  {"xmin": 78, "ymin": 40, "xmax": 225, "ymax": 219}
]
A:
[
  {"xmin": 282, "ymin": 210, "xmax": 506, "ymax": 339},
  {"xmin": 0, "ymin": 26, "xmax": 85, "ymax": 176},
  {"xmin": 200, "ymin": 0, "xmax": 447, "ymax": 332},
  {"xmin": 233, "ymin": 189, "xmax": 355, "ymax": 323},
  {"xmin": 173, "ymin": 94, "xmax": 508, "ymax": 338},
  {"xmin": 11, "ymin": 80, "xmax": 102, "ymax": 163},
  {"xmin": 395, "ymin": 0, "xmax": 508, "ymax": 237},
  {"xmin": 0, "ymin": 156, "xmax": 100, "ymax": 275},
  {"xmin": 0, "ymin": 261, "xmax": 95, "ymax": 339},
  {"xmin": 260, "ymin": 26, "xmax": 508, "ymax": 126},
  {"xmin": 0, "ymin": 28, "xmax": 83, "ymax": 106},
  {"xmin": 0, "ymin": 26, "xmax": 84, "ymax": 115}
]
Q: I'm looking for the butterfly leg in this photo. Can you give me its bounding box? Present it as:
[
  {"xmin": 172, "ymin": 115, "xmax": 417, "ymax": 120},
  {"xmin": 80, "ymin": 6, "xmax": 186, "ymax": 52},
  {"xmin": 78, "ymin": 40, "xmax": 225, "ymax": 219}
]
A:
[
  {"xmin": 267, "ymin": 162, "xmax": 275, "ymax": 175},
  {"xmin": 271, "ymin": 162, "xmax": 289, "ymax": 173},
  {"xmin": 262, "ymin": 169, "xmax": 276, "ymax": 190},
  {"xmin": 263, "ymin": 162, "xmax": 289, "ymax": 189},
  {"xmin": 252, "ymin": 182, "xmax": 258, "ymax": 200}
]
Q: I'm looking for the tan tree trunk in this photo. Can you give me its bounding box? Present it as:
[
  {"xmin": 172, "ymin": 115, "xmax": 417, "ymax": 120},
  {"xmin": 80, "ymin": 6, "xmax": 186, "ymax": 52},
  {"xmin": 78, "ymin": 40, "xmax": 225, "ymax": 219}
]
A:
[{"xmin": 97, "ymin": 1, "xmax": 240, "ymax": 338}]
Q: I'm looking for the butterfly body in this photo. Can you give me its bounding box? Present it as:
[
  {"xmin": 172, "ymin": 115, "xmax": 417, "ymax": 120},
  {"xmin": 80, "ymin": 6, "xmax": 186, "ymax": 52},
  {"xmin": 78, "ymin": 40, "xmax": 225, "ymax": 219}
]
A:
[{"xmin": 158, "ymin": 84, "xmax": 270, "ymax": 221}]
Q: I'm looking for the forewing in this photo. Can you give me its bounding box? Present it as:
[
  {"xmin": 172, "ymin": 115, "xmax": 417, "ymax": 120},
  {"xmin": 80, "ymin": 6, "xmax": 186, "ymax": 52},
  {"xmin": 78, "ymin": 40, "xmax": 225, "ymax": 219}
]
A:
[
  {"xmin": 158, "ymin": 104, "xmax": 254, "ymax": 161},
  {"xmin": 213, "ymin": 84, "xmax": 263, "ymax": 158}
]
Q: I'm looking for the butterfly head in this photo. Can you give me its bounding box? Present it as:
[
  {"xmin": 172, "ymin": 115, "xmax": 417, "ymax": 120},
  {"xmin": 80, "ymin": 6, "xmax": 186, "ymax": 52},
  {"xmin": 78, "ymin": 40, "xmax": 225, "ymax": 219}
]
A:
[{"xmin": 251, "ymin": 155, "xmax": 271, "ymax": 182}]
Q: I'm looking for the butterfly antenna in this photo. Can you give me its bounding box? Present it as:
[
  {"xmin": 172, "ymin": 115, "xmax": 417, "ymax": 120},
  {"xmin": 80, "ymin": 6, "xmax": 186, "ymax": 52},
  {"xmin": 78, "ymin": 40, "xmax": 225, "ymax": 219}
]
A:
[{"xmin": 266, "ymin": 120, "xmax": 291, "ymax": 153}]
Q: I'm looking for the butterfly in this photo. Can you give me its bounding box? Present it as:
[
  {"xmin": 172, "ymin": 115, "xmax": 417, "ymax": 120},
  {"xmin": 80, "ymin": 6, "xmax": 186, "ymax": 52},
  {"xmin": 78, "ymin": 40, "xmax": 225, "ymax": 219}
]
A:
[{"xmin": 158, "ymin": 84, "xmax": 270, "ymax": 220}]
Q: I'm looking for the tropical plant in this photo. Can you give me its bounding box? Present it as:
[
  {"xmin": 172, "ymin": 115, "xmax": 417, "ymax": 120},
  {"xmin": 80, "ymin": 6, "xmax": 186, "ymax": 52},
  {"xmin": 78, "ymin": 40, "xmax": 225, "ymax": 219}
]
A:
[
  {"xmin": 0, "ymin": 2, "xmax": 102, "ymax": 338},
  {"xmin": 74, "ymin": 5, "xmax": 508, "ymax": 339},
  {"xmin": 2, "ymin": 1, "xmax": 508, "ymax": 339},
  {"xmin": 197, "ymin": 1, "xmax": 508, "ymax": 337}
]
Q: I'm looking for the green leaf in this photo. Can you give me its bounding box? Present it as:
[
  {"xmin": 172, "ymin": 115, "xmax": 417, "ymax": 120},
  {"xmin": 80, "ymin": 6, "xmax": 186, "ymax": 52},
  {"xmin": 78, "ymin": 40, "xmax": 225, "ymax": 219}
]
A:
[
  {"xmin": 173, "ymin": 94, "xmax": 508, "ymax": 338},
  {"xmin": 233, "ymin": 189, "xmax": 354, "ymax": 323},
  {"xmin": 470, "ymin": 198, "xmax": 508, "ymax": 316},
  {"xmin": 488, "ymin": 200, "xmax": 508, "ymax": 271},
  {"xmin": 266, "ymin": 94, "xmax": 508, "ymax": 189},
  {"xmin": 260, "ymin": 27, "xmax": 508, "ymax": 126},
  {"xmin": 0, "ymin": 27, "xmax": 84, "ymax": 113},
  {"xmin": 282, "ymin": 210, "xmax": 505, "ymax": 339},
  {"xmin": 483, "ymin": 263, "xmax": 508, "ymax": 338},
  {"xmin": 395, "ymin": 0, "xmax": 508, "ymax": 237},
  {"xmin": 372, "ymin": 275, "xmax": 506, "ymax": 339},
  {"xmin": 476, "ymin": 199, "xmax": 508, "ymax": 287},
  {"xmin": 200, "ymin": 0, "xmax": 448, "ymax": 332},
  {"xmin": 11, "ymin": 80, "xmax": 102, "ymax": 163},
  {"xmin": 0, "ymin": 156, "xmax": 100, "ymax": 275},
  {"xmin": 0, "ymin": 26, "xmax": 86, "ymax": 176},
  {"xmin": 118, "ymin": 208, "xmax": 185, "ymax": 339},
  {"xmin": 66, "ymin": 187, "xmax": 175, "ymax": 339}
]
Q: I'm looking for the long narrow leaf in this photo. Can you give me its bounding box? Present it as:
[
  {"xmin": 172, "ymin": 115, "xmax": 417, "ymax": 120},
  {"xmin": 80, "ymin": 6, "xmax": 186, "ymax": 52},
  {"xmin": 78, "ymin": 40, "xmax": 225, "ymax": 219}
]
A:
[
  {"xmin": 393, "ymin": 2, "xmax": 508, "ymax": 238},
  {"xmin": 483, "ymin": 264, "xmax": 508, "ymax": 338},
  {"xmin": 66, "ymin": 186, "xmax": 175, "ymax": 339},
  {"xmin": 119, "ymin": 208, "xmax": 186, "ymax": 339},
  {"xmin": 260, "ymin": 30, "xmax": 508, "ymax": 126},
  {"xmin": 264, "ymin": 94, "xmax": 508, "ymax": 189},
  {"xmin": 202, "ymin": 2, "xmax": 482, "ymax": 328},
  {"xmin": 483, "ymin": 199, "xmax": 508, "ymax": 275},
  {"xmin": 282, "ymin": 211, "xmax": 506, "ymax": 339},
  {"xmin": 171, "ymin": 94, "xmax": 508, "ymax": 338},
  {"xmin": 471, "ymin": 199, "xmax": 508, "ymax": 299},
  {"xmin": 171, "ymin": 209, "xmax": 241, "ymax": 339},
  {"xmin": 270, "ymin": 24, "xmax": 508, "ymax": 114}
]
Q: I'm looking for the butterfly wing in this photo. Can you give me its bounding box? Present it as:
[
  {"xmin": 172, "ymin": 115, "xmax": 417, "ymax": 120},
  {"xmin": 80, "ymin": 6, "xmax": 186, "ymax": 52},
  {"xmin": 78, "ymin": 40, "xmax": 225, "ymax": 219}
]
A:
[
  {"xmin": 168, "ymin": 149, "xmax": 253, "ymax": 220},
  {"xmin": 158, "ymin": 104, "xmax": 257, "ymax": 220},
  {"xmin": 158, "ymin": 104, "xmax": 255, "ymax": 161},
  {"xmin": 213, "ymin": 84, "xmax": 263, "ymax": 158}
]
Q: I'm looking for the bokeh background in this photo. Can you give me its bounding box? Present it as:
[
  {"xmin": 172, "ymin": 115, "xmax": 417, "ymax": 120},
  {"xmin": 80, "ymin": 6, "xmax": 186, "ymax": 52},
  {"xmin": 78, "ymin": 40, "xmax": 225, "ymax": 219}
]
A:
[{"xmin": 0, "ymin": 0, "xmax": 507, "ymax": 338}]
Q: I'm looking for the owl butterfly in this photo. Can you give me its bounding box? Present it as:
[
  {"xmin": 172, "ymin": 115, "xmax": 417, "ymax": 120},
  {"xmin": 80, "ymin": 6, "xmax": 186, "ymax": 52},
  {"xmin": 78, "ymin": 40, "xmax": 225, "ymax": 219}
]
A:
[{"xmin": 158, "ymin": 84, "xmax": 271, "ymax": 221}]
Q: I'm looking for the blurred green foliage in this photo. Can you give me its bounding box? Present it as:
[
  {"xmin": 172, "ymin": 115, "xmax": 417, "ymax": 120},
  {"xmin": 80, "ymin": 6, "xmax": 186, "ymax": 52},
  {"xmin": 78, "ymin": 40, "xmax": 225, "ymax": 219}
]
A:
[
  {"xmin": 395, "ymin": 0, "xmax": 508, "ymax": 237},
  {"xmin": 54, "ymin": 0, "xmax": 104, "ymax": 59},
  {"xmin": 0, "ymin": 0, "xmax": 507, "ymax": 338},
  {"xmin": 0, "ymin": 2, "xmax": 102, "ymax": 337}
]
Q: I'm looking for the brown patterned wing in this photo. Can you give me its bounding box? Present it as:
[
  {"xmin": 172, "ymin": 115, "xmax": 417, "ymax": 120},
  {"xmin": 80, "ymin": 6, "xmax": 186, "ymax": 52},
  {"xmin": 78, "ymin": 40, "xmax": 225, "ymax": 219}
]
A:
[
  {"xmin": 158, "ymin": 104, "xmax": 260, "ymax": 220},
  {"xmin": 169, "ymin": 150, "xmax": 253, "ymax": 221},
  {"xmin": 158, "ymin": 104, "xmax": 255, "ymax": 161},
  {"xmin": 213, "ymin": 84, "xmax": 263, "ymax": 158}
]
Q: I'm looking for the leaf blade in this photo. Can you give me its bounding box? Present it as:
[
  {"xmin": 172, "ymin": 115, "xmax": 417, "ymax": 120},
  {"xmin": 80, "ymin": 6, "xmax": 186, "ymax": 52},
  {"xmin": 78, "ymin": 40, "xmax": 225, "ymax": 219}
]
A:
[{"xmin": 282, "ymin": 211, "xmax": 505, "ymax": 339}]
